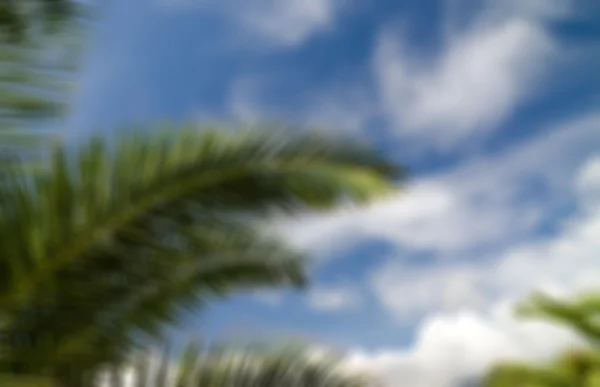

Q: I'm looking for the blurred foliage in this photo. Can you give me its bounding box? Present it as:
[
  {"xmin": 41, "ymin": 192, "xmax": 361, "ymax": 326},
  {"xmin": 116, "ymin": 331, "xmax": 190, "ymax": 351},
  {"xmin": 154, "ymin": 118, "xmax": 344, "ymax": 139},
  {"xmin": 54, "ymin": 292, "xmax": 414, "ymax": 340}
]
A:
[
  {"xmin": 0, "ymin": 0, "xmax": 86, "ymax": 175},
  {"xmin": 517, "ymin": 291, "xmax": 600, "ymax": 346},
  {"xmin": 0, "ymin": 0, "xmax": 76, "ymax": 43},
  {"xmin": 485, "ymin": 349, "xmax": 600, "ymax": 387},
  {"xmin": 484, "ymin": 290, "xmax": 600, "ymax": 387},
  {"xmin": 97, "ymin": 341, "xmax": 378, "ymax": 387},
  {"xmin": 0, "ymin": 2, "xmax": 403, "ymax": 386},
  {"xmin": 0, "ymin": 126, "xmax": 401, "ymax": 384}
]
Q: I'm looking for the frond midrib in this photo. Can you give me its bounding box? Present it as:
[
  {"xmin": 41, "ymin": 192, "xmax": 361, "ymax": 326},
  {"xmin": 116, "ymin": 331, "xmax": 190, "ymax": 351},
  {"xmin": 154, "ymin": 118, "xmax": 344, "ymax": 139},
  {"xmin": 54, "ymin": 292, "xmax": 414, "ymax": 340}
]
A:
[{"xmin": 0, "ymin": 157, "xmax": 394, "ymax": 310}]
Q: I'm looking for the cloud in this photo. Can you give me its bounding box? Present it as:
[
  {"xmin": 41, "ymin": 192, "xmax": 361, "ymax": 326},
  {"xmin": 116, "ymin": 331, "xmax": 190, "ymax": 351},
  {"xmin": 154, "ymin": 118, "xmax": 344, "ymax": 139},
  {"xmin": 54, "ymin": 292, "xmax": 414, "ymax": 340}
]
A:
[
  {"xmin": 270, "ymin": 111, "xmax": 600, "ymax": 387},
  {"xmin": 346, "ymin": 154, "xmax": 600, "ymax": 386},
  {"xmin": 576, "ymin": 156, "xmax": 600, "ymax": 211},
  {"xmin": 238, "ymin": 0, "xmax": 340, "ymax": 47},
  {"xmin": 345, "ymin": 302, "xmax": 582, "ymax": 387},
  {"xmin": 306, "ymin": 284, "xmax": 363, "ymax": 312},
  {"xmin": 369, "ymin": 153, "xmax": 600, "ymax": 321},
  {"xmin": 229, "ymin": 74, "xmax": 376, "ymax": 138},
  {"xmin": 275, "ymin": 113, "xmax": 600, "ymax": 259},
  {"xmin": 158, "ymin": 0, "xmax": 340, "ymax": 47},
  {"xmin": 373, "ymin": 0, "xmax": 564, "ymax": 149}
]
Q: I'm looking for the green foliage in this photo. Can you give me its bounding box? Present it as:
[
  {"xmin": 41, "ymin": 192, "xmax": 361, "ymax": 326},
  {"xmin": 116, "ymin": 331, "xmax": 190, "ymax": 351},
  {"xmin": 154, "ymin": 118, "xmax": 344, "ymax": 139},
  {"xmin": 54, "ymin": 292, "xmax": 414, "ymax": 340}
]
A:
[
  {"xmin": 0, "ymin": 4, "xmax": 401, "ymax": 385},
  {"xmin": 0, "ymin": 40, "xmax": 74, "ymax": 125},
  {"xmin": 0, "ymin": 126, "xmax": 401, "ymax": 381},
  {"xmin": 484, "ymin": 349, "xmax": 600, "ymax": 387},
  {"xmin": 0, "ymin": 374, "xmax": 57, "ymax": 387},
  {"xmin": 484, "ymin": 289, "xmax": 600, "ymax": 387},
  {"xmin": 0, "ymin": 6, "xmax": 84, "ymax": 176},
  {"xmin": 517, "ymin": 291, "xmax": 600, "ymax": 346},
  {"xmin": 0, "ymin": 0, "xmax": 76, "ymax": 43},
  {"xmin": 102, "ymin": 341, "xmax": 378, "ymax": 387}
]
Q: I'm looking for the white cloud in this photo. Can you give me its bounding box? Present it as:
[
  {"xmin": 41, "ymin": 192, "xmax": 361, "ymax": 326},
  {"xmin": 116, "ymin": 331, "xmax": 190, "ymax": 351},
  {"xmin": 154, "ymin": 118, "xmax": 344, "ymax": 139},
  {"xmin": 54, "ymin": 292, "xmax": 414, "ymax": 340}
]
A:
[
  {"xmin": 300, "ymin": 85, "xmax": 377, "ymax": 136},
  {"xmin": 371, "ymin": 263, "xmax": 489, "ymax": 322},
  {"xmin": 369, "ymin": 153, "xmax": 600, "ymax": 321},
  {"xmin": 306, "ymin": 284, "xmax": 363, "ymax": 312},
  {"xmin": 276, "ymin": 113, "xmax": 600, "ymax": 259},
  {"xmin": 274, "ymin": 115, "xmax": 600, "ymax": 387},
  {"xmin": 160, "ymin": 0, "xmax": 340, "ymax": 47},
  {"xmin": 229, "ymin": 76, "xmax": 376, "ymax": 138},
  {"xmin": 346, "ymin": 154, "xmax": 600, "ymax": 386},
  {"xmin": 239, "ymin": 0, "xmax": 340, "ymax": 47},
  {"xmin": 373, "ymin": 0, "xmax": 563, "ymax": 149},
  {"xmin": 229, "ymin": 77, "xmax": 266, "ymax": 123},
  {"xmin": 576, "ymin": 157, "xmax": 600, "ymax": 211},
  {"xmin": 345, "ymin": 302, "xmax": 582, "ymax": 387}
]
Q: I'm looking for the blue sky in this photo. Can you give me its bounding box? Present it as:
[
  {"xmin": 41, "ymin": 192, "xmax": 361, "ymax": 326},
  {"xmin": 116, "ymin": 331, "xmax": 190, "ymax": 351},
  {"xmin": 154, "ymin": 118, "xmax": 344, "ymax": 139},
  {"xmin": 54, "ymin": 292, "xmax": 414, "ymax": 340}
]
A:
[{"xmin": 70, "ymin": 0, "xmax": 600, "ymax": 385}]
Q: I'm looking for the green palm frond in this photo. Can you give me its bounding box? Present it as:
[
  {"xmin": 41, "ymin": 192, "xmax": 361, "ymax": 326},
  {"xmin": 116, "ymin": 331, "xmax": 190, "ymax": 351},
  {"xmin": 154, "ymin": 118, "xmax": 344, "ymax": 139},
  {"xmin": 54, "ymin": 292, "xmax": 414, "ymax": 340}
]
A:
[
  {"xmin": 0, "ymin": 0, "xmax": 78, "ymax": 43},
  {"xmin": 104, "ymin": 341, "xmax": 377, "ymax": 387},
  {"xmin": 517, "ymin": 290, "xmax": 600, "ymax": 346},
  {"xmin": 484, "ymin": 290, "xmax": 600, "ymax": 387},
  {"xmin": 484, "ymin": 362, "xmax": 570, "ymax": 387},
  {"xmin": 0, "ymin": 126, "xmax": 401, "ymax": 376},
  {"xmin": 484, "ymin": 349, "xmax": 600, "ymax": 387},
  {"xmin": 0, "ymin": 12, "xmax": 85, "ymax": 176},
  {"xmin": 0, "ymin": 374, "xmax": 57, "ymax": 387},
  {"xmin": 0, "ymin": 32, "xmax": 78, "ymax": 128}
]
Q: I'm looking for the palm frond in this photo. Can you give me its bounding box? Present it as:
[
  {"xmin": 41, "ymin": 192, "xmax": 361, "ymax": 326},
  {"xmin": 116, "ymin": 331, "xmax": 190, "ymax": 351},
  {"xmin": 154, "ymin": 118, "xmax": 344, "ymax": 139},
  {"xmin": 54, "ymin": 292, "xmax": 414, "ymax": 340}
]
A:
[
  {"xmin": 0, "ymin": 374, "xmax": 57, "ymax": 387},
  {"xmin": 0, "ymin": 0, "xmax": 79, "ymax": 43},
  {"xmin": 0, "ymin": 31, "xmax": 79, "ymax": 129},
  {"xmin": 0, "ymin": 126, "xmax": 402, "ymax": 376},
  {"xmin": 484, "ymin": 362, "xmax": 570, "ymax": 387},
  {"xmin": 106, "ymin": 341, "xmax": 377, "ymax": 387},
  {"xmin": 517, "ymin": 290, "xmax": 600, "ymax": 346},
  {"xmin": 0, "ymin": 9, "xmax": 86, "ymax": 176},
  {"xmin": 484, "ymin": 349, "xmax": 600, "ymax": 387},
  {"xmin": 484, "ymin": 290, "xmax": 600, "ymax": 387}
]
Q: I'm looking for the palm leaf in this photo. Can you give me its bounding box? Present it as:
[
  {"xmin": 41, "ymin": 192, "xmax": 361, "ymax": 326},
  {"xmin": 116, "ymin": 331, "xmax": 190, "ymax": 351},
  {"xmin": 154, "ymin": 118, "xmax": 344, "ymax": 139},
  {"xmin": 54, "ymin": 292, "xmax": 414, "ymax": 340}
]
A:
[
  {"xmin": 484, "ymin": 362, "xmax": 570, "ymax": 387},
  {"xmin": 0, "ymin": 11, "xmax": 85, "ymax": 176},
  {"xmin": 517, "ymin": 290, "xmax": 600, "ymax": 346},
  {"xmin": 484, "ymin": 290, "xmax": 600, "ymax": 387},
  {"xmin": 0, "ymin": 374, "xmax": 57, "ymax": 387},
  {"xmin": 0, "ymin": 126, "xmax": 401, "ymax": 376},
  {"xmin": 484, "ymin": 349, "xmax": 600, "ymax": 387},
  {"xmin": 0, "ymin": 31, "xmax": 79, "ymax": 128},
  {"xmin": 108, "ymin": 341, "xmax": 377, "ymax": 387},
  {"xmin": 0, "ymin": 0, "xmax": 78, "ymax": 43}
]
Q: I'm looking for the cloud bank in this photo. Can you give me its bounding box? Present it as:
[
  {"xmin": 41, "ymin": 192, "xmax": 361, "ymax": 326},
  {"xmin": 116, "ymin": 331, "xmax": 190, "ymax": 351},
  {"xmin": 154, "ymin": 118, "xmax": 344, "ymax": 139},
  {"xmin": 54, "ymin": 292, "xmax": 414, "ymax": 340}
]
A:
[{"xmin": 373, "ymin": 0, "xmax": 568, "ymax": 149}]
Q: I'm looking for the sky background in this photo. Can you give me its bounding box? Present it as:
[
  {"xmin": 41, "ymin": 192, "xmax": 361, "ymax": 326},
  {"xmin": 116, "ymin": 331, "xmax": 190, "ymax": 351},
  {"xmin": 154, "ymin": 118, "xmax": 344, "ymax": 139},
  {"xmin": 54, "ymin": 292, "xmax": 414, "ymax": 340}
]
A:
[{"xmin": 69, "ymin": 0, "xmax": 600, "ymax": 386}]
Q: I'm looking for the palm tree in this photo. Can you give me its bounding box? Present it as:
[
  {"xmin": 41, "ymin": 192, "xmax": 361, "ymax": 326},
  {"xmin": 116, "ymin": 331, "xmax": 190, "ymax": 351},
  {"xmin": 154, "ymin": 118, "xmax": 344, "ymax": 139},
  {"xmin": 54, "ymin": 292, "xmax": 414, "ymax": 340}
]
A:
[
  {"xmin": 0, "ymin": 3, "xmax": 401, "ymax": 384},
  {"xmin": 484, "ymin": 290, "xmax": 600, "ymax": 387},
  {"xmin": 0, "ymin": 3, "xmax": 90, "ymax": 386},
  {"xmin": 516, "ymin": 291, "xmax": 600, "ymax": 347},
  {"xmin": 484, "ymin": 349, "xmax": 600, "ymax": 387},
  {"xmin": 0, "ymin": 127, "xmax": 401, "ymax": 383},
  {"xmin": 102, "ymin": 341, "xmax": 379, "ymax": 387}
]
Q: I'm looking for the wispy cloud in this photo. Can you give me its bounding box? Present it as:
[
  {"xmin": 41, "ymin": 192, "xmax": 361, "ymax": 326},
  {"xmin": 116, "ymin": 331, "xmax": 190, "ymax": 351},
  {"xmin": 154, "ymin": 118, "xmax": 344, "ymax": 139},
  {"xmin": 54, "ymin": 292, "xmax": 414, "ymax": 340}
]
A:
[
  {"xmin": 351, "ymin": 171, "xmax": 600, "ymax": 386},
  {"xmin": 229, "ymin": 75, "xmax": 376, "ymax": 137},
  {"xmin": 373, "ymin": 0, "xmax": 566, "ymax": 150},
  {"xmin": 157, "ymin": 0, "xmax": 341, "ymax": 47},
  {"xmin": 276, "ymin": 112, "xmax": 600, "ymax": 259},
  {"xmin": 338, "ymin": 112, "xmax": 600, "ymax": 386},
  {"xmin": 238, "ymin": 0, "xmax": 340, "ymax": 47},
  {"xmin": 306, "ymin": 284, "xmax": 363, "ymax": 312},
  {"xmin": 371, "ymin": 162, "xmax": 600, "ymax": 320},
  {"xmin": 346, "ymin": 301, "xmax": 581, "ymax": 387}
]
